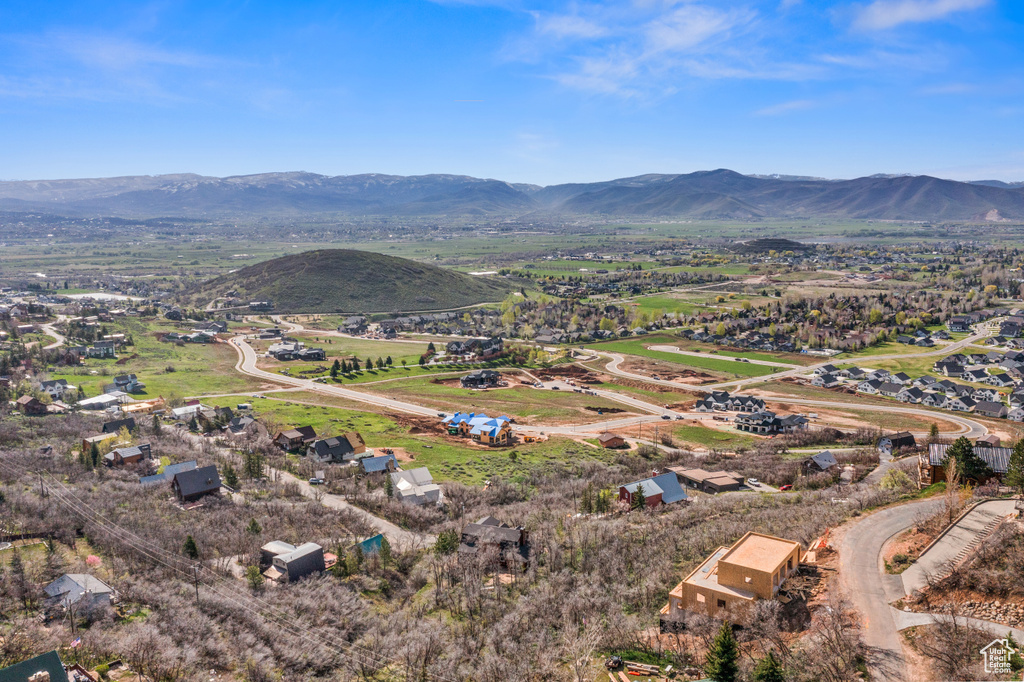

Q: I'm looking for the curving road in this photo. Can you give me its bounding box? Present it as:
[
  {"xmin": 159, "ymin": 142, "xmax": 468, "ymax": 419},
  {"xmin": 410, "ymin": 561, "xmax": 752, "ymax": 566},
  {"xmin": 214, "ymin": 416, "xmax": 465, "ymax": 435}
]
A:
[
  {"xmin": 229, "ymin": 335, "xmax": 676, "ymax": 437},
  {"xmin": 838, "ymin": 497, "xmax": 944, "ymax": 682},
  {"xmin": 592, "ymin": 350, "xmax": 987, "ymax": 438}
]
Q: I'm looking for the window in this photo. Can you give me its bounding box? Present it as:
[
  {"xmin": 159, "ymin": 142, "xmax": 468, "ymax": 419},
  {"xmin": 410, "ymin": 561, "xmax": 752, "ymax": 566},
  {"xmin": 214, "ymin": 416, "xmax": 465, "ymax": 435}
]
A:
[
  {"xmin": 787, "ymin": 558, "xmax": 793, "ymax": 572},
  {"xmin": 717, "ymin": 599, "xmax": 727, "ymax": 609},
  {"xmin": 696, "ymin": 594, "xmax": 706, "ymax": 603}
]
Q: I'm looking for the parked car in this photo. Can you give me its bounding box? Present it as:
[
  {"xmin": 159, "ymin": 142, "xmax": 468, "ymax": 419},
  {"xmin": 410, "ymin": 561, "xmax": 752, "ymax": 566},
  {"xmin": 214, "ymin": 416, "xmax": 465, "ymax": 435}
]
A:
[
  {"xmin": 437, "ymin": 413, "xmax": 446, "ymax": 418},
  {"xmin": 779, "ymin": 484, "xmax": 793, "ymax": 491},
  {"xmin": 551, "ymin": 386, "xmax": 560, "ymax": 390},
  {"xmin": 747, "ymin": 478, "xmax": 759, "ymax": 486},
  {"xmin": 661, "ymin": 415, "xmax": 671, "ymax": 420},
  {"xmin": 308, "ymin": 477, "xmax": 325, "ymax": 485}
]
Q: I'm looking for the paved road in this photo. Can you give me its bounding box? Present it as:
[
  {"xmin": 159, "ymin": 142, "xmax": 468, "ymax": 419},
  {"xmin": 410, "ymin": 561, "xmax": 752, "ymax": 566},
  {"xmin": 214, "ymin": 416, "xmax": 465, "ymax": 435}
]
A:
[
  {"xmin": 40, "ymin": 316, "xmax": 67, "ymax": 350},
  {"xmin": 901, "ymin": 499, "xmax": 1019, "ymax": 596},
  {"xmin": 229, "ymin": 335, "xmax": 676, "ymax": 437},
  {"xmin": 647, "ymin": 344, "xmax": 800, "ymax": 369},
  {"xmin": 273, "ymin": 467, "xmax": 435, "ymax": 550},
  {"xmin": 838, "ymin": 497, "xmax": 944, "ymax": 682}
]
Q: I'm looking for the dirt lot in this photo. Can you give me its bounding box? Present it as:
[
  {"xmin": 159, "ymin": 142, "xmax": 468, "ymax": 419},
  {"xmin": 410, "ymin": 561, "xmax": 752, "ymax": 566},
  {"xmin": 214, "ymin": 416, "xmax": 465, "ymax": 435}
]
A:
[{"xmin": 621, "ymin": 357, "xmax": 721, "ymax": 385}]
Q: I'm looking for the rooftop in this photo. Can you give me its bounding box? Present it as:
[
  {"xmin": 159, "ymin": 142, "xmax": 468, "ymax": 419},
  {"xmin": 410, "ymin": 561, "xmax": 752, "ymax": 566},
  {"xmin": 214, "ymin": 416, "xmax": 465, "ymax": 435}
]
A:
[{"xmin": 720, "ymin": 532, "xmax": 802, "ymax": 572}]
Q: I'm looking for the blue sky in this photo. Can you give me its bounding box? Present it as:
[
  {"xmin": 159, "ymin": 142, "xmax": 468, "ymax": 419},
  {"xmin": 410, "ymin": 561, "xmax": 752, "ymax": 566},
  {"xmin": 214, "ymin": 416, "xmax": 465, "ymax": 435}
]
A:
[{"xmin": 0, "ymin": 0, "xmax": 1021, "ymax": 184}]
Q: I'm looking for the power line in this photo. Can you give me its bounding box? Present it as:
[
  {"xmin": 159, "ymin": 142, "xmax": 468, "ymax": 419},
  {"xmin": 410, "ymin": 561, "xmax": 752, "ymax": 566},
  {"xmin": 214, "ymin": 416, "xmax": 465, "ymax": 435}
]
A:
[{"xmin": 0, "ymin": 459, "xmax": 457, "ymax": 681}]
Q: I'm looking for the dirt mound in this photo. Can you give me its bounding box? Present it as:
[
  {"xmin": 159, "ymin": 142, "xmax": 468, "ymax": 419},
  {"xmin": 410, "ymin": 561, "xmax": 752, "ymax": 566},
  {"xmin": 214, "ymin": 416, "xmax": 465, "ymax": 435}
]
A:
[
  {"xmin": 535, "ymin": 365, "xmax": 601, "ymax": 383},
  {"xmin": 583, "ymin": 406, "xmax": 626, "ymax": 414}
]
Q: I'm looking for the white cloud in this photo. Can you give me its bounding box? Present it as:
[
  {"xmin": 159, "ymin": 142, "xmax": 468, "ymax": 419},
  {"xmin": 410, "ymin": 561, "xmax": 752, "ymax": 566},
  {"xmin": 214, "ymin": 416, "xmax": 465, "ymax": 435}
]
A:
[
  {"xmin": 753, "ymin": 98, "xmax": 819, "ymax": 116},
  {"xmin": 852, "ymin": 0, "xmax": 991, "ymax": 31},
  {"xmin": 532, "ymin": 12, "xmax": 608, "ymax": 39},
  {"xmin": 644, "ymin": 5, "xmax": 752, "ymax": 53}
]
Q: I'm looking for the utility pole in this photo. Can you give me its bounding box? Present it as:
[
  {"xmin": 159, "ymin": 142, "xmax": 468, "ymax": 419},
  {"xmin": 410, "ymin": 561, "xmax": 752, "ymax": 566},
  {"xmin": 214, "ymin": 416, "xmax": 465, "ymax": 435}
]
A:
[
  {"xmin": 39, "ymin": 472, "xmax": 45, "ymax": 498},
  {"xmin": 191, "ymin": 565, "xmax": 200, "ymax": 604}
]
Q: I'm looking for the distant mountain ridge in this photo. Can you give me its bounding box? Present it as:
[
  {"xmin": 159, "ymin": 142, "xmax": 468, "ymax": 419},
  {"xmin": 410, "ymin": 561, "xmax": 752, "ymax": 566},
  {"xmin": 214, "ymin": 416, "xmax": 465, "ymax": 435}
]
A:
[{"xmin": 1, "ymin": 168, "xmax": 1022, "ymax": 221}]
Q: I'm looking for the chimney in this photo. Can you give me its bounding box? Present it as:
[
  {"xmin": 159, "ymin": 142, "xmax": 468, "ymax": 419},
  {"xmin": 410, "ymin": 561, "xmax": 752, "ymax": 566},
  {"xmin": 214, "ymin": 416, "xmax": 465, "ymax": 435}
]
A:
[{"xmin": 29, "ymin": 672, "xmax": 51, "ymax": 682}]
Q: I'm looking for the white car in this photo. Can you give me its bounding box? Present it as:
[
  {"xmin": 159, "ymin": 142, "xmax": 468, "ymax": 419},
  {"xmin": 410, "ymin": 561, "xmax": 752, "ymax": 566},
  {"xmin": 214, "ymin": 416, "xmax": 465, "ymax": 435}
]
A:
[{"xmin": 747, "ymin": 478, "xmax": 759, "ymax": 486}]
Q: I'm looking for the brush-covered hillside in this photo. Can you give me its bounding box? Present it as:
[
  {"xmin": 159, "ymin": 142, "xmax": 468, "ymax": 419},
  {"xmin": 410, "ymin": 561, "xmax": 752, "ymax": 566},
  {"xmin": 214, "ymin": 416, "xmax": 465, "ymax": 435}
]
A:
[{"xmin": 194, "ymin": 249, "xmax": 516, "ymax": 313}]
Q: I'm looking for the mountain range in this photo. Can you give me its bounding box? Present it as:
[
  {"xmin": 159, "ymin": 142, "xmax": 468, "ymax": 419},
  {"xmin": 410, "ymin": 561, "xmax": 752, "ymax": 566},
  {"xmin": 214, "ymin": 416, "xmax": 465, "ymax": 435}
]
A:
[{"xmin": 1, "ymin": 169, "xmax": 1023, "ymax": 221}]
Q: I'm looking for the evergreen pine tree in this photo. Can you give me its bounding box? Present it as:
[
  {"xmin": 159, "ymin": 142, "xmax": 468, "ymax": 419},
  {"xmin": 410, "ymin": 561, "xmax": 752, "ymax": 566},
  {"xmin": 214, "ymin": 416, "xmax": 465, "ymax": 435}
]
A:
[
  {"xmin": 222, "ymin": 464, "xmax": 238, "ymax": 489},
  {"xmin": 379, "ymin": 536, "xmax": 392, "ymax": 570},
  {"xmin": 330, "ymin": 359, "xmax": 341, "ymax": 379},
  {"xmin": 943, "ymin": 436, "xmax": 991, "ymax": 482},
  {"xmin": 1008, "ymin": 439, "xmax": 1024, "ymax": 497},
  {"xmin": 183, "ymin": 534, "xmax": 199, "ymax": 559},
  {"xmin": 705, "ymin": 623, "xmax": 739, "ymax": 682},
  {"xmin": 630, "ymin": 483, "xmax": 646, "ymax": 511},
  {"xmin": 753, "ymin": 651, "xmax": 786, "ymax": 682},
  {"xmin": 246, "ymin": 518, "xmax": 262, "ymax": 535},
  {"xmin": 384, "ymin": 473, "xmax": 394, "ymax": 498}
]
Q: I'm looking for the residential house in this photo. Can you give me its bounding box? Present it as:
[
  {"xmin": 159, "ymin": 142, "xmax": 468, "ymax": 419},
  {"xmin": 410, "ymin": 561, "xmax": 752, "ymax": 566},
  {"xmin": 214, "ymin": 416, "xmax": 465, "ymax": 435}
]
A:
[
  {"xmin": 735, "ymin": 411, "xmax": 778, "ymax": 434},
  {"xmin": 43, "ymin": 573, "xmax": 115, "ymax": 612},
  {"xmin": 695, "ymin": 391, "xmax": 731, "ymax": 412},
  {"xmin": 919, "ymin": 443, "xmax": 1011, "ymax": 485},
  {"xmin": 813, "ymin": 364, "xmax": 839, "ymax": 376},
  {"xmin": 890, "ymin": 372, "xmax": 912, "ymax": 385},
  {"xmin": 101, "ymin": 417, "xmax": 136, "ymax": 434},
  {"xmin": 265, "ymin": 543, "xmax": 325, "ymax": 583},
  {"xmin": 39, "ymin": 379, "xmax": 75, "ymax": 400},
  {"xmin": 972, "ymin": 388, "xmax": 1001, "ymax": 403},
  {"xmin": 81, "ymin": 432, "xmax": 119, "ymax": 455},
  {"xmin": 857, "ymin": 379, "xmax": 883, "ymax": 394},
  {"xmin": 390, "ymin": 468, "xmax": 442, "ymax": 505},
  {"xmin": 140, "ymin": 460, "xmax": 197, "ymax": 486},
  {"xmin": 896, "ymin": 386, "xmax": 924, "ymax": 403},
  {"xmin": 108, "ymin": 374, "xmax": 144, "ymax": 394},
  {"xmin": 840, "ymin": 367, "xmax": 867, "ymax": 380},
  {"xmin": 618, "ymin": 472, "xmax": 688, "ymax": 509},
  {"xmin": 443, "ymin": 412, "xmax": 514, "ymax": 445},
  {"xmin": 223, "ymin": 415, "xmax": 261, "ymax": 437},
  {"xmin": 1010, "ymin": 407, "xmax": 1024, "ymax": 422},
  {"xmin": 804, "ymin": 451, "xmax": 838, "ymax": 473},
  {"xmin": 172, "ymin": 465, "xmax": 221, "ymax": 503},
  {"xmin": 913, "ymin": 376, "xmax": 938, "ymax": 388},
  {"xmin": 811, "ymin": 373, "xmax": 840, "ymax": 388},
  {"xmin": 877, "ymin": 432, "xmax": 916, "ymax": 456},
  {"xmin": 459, "ymin": 516, "xmax": 529, "ymax": 566},
  {"xmin": 946, "ymin": 396, "xmax": 977, "ymax": 412},
  {"xmin": 963, "ymin": 369, "xmax": 989, "ymax": 383},
  {"xmin": 922, "ymin": 392, "xmax": 948, "ymax": 408},
  {"xmin": 987, "ymin": 373, "xmax": 1015, "ymax": 387},
  {"xmin": 309, "ymin": 433, "xmax": 367, "ymax": 463},
  {"xmin": 103, "ymin": 444, "xmax": 152, "ymax": 467},
  {"xmin": 975, "ymin": 401, "xmax": 1009, "ymax": 419},
  {"xmin": 273, "ymin": 426, "xmax": 317, "ymax": 451},
  {"xmin": 0, "ymin": 650, "xmax": 69, "ymax": 682},
  {"xmin": 14, "ymin": 395, "xmax": 46, "ymax": 416},
  {"xmin": 878, "ymin": 382, "xmax": 904, "ymax": 397},
  {"xmin": 597, "ymin": 432, "xmax": 626, "ymax": 449},
  {"xmin": 670, "ymin": 467, "xmax": 744, "ymax": 493},
  {"xmin": 867, "ymin": 369, "xmax": 891, "ymax": 381},
  {"xmin": 460, "ymin": 369, "xmax": 501, "ymax": 389},
  {"xmin": 662, "ymin": 532, "xmax": 802, "ymax": 624},
  {"xmin": 977, "ymin": 434, "xmax": 1002, "ymax": 448},
  {"xmin": 360, "ymin": 453, "xmax": 397, "ymax": 474},
  {"xmin": 934, "ymin": 361, "xmax": 964, "ymax": 377}
]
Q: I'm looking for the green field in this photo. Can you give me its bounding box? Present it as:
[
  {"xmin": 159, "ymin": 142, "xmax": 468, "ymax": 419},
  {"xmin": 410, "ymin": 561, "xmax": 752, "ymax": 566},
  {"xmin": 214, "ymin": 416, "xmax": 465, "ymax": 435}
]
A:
[
  {"xmin": 650, "ymin": 336, "xmax": 814, "ymax": 366},
  {"xmin": 208, "ymin": 394, "xmax": 616, "ymax": 484},
  {"xmin": 352, "ymin": 376, "xmax": 640, "ymax": 425},
  {"xmin": 671, "ymin": 424, "xmax": 756, "ymax": 451},
  {"xmin": 48, "ymin": 318, "xmax": 276, "ymax": 400},
  {"xmin": 587, "ymin": 335, "xmax": 777, "ymax": 377}
]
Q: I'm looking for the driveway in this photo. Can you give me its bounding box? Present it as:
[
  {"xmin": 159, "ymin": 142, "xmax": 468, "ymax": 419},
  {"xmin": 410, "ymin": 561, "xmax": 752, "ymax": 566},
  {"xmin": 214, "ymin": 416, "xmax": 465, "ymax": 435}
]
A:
[{"xmin": 838, "ymin": 497, "xmax": 944, "ymax": 682}]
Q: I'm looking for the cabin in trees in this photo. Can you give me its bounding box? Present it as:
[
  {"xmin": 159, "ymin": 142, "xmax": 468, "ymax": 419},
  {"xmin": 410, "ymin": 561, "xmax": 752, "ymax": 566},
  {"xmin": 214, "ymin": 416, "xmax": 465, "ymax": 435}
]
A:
[
  {"xmin": 459, "ymin": 516, "xmax": 529, "ymax": 567},
  {"xmin": 14, "ymin": 395, "xmax": 46, "ymax": 416},
  {"xmin": 308, "ymin": 433, "xmax": 367, "ymax": 463},
  {"xmin": 390, "ymin": 468, "xmax": 443, "ymax": 505},
  {"xmin": 172, "ymin": 465, "xmax": 222, "ymax": 503},
  {"xmin": 662, "ymin": 532, "xmax": 803, "ymax": 626},
  {"xmin": 877, "ymin": 431, "xmax": 916, "ymax": 456},
  {"xmin": 103, "ymin": 444, "xmax": 152, "ymax": 467},
  {"xmin": 803, "ymin": 450, "xmax": 838, "ymax": 474},
  {"xmin": 597, "ymin": 432, "xmax": 626, "ymax": 449},
  {"xmin": 273, "ymin": 426, "xmax": 317, "ymax": 451},
  {"xmin": 618, "ymin": 472, "xmax": 688, "ymax": 509},
  {"xmin": 262, "ymin": 541, "xmax": 326, "ymax": 583},
  {"xmin": 918, "ymin": 442, "xmax": 1010, "ymax": 486}
]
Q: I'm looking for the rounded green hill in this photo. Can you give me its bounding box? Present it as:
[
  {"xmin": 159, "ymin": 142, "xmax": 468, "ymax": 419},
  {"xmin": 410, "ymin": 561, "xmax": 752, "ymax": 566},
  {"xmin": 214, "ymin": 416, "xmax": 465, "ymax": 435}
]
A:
[{"xmin": 196, "ymin": 249, "xmax": 515, "ymax": 313}]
